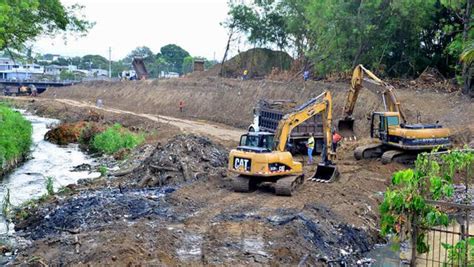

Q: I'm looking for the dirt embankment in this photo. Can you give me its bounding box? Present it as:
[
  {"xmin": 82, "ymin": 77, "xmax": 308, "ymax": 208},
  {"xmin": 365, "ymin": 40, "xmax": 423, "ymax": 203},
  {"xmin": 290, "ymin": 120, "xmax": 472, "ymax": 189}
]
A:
[{"xmin": 41, "ymin": 77, "xmax": 474, "ymax": 140}]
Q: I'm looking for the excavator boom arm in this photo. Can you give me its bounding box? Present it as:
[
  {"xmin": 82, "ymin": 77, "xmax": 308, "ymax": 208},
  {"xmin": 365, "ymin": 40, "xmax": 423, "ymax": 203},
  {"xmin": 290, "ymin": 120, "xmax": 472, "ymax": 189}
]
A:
[
  {"xmin": 342, "ymin": 65, "xmax": 406, "ymax": 123},
  {"xmin": 274, "ymin": 92, "xmax": 335, "ymax": 161}
]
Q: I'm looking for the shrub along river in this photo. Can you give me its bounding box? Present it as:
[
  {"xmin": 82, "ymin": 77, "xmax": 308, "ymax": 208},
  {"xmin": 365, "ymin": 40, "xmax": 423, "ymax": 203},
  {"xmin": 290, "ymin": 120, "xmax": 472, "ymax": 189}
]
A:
[{"xmin": 0, "ymin": 112, "xmax": 100, "ymax": 244}]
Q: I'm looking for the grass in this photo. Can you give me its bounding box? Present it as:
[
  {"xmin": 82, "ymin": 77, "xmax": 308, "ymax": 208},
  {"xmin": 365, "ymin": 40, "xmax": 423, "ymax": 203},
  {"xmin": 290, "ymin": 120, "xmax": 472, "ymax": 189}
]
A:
[
  {"xmin": 45, "ymin": 176, "xmax": 54, "ymax": 196},
  {"xmin": 98, "ymin": 165, "xmax": 108, "ymax": 177},
  {"xmin": 0, "ymin": 104, "xmax": 33, "ymax": 173},
  {"xmin": 91, "ymin": 123, "xmax": 144, "ymax": 155}
]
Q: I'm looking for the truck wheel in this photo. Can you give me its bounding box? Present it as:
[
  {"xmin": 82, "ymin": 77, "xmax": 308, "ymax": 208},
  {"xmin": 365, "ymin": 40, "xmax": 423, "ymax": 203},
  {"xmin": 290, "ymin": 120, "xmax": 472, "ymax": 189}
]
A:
[{"xmin": 248, "ymin": 126, "xmax": 255, "ymax": 132}]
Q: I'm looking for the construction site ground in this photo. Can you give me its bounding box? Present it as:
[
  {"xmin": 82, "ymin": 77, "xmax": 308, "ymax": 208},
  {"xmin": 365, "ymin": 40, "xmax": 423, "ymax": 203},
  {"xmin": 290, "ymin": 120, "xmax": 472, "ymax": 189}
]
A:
[{"xmin": 3, "ymin": 76, "xmax": 473, "ymax": 265}]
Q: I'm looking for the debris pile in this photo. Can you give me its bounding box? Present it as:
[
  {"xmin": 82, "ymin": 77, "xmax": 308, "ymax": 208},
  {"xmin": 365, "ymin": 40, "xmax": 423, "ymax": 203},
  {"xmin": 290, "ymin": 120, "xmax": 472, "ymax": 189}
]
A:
[
  {"xmin": 133, "ymin": 134, "xmax": 228, "ymax": 187},
  {"xmin": 13, "ymin": 187, "xmax": 176, "ymax": 240},
  {"xmin": 393, "ymin": 67, "xmax": 459, "ymax": 93}
]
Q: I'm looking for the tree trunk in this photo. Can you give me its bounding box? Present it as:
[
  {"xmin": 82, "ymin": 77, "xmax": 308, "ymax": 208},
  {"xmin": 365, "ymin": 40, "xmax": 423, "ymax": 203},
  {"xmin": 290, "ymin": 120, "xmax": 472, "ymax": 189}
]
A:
[
  {"xmin": 220, "ymin": 28, "xmax": 234, "ymax": 77},
  {"xmin": 461, "ymin": 0, "xmax": 472, "ymax": 95},
  {"xmin": 410, "ymin": 219, "xmax": 418, "ymax": 267}
]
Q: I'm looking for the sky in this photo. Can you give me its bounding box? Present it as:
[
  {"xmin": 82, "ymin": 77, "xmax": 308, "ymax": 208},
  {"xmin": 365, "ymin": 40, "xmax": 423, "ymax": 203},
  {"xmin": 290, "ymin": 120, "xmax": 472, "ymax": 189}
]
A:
[{"xmin": 33, "ymin": 0, "xmax": 232, "ymax": 61}]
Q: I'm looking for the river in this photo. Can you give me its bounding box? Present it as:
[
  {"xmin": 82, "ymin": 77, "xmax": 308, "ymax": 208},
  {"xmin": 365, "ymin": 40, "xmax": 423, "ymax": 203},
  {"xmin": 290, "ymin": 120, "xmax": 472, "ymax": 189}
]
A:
[{"xmin": 0, "ymin": 112, "xmax": 100, "ymax": 236}]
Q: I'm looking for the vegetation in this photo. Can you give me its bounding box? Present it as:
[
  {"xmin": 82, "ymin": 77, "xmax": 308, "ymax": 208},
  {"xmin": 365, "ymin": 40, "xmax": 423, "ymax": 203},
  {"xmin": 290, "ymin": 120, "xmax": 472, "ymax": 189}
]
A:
[
  {"xmin": 379, "ymin": 149, "xmax": 473, "ymax": 264},
  {"xmin": 442, "ymin": 237, "xmax": 474, "ymax": 266},
  {"xmin": 45, "ymin": 176, "xmax": 54, "ymax": 196},
  {"xmin": 98, "ymin": 165, "xmax": 108, "ymax": 177},
  {"xmin": 0, "ymin": 104, "xmax": 33, "ymax": 173},
  {"xmin": 225, "ymin": 0, "xmax": 473, "ymax": 94},
  {"xmin": 91, "ymin": 124, "xmax": 144, "ymax": 155},
  {"xmin": 0, "ymin": 0, "xmax": 93, "ymax": 51}
]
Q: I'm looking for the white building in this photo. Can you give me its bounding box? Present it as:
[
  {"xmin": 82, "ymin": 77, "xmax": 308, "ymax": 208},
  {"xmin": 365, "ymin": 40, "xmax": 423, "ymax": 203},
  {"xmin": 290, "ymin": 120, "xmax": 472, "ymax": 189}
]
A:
[{"xmin": 0, "ymin": 58, "xmax": 44, "ymax": 80}]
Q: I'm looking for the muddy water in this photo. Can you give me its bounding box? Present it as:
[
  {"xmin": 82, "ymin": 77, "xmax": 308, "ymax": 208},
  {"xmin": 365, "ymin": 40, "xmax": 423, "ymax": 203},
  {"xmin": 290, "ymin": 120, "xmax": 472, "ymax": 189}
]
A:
[{"xmin": 0, "ymin": 112, "xmax": 100, "ymax": 235}]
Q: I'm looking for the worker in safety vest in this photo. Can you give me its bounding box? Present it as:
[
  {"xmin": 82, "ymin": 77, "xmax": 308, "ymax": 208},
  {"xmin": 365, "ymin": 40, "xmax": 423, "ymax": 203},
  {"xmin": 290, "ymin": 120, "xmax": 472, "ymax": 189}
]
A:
[
  {"xmin": 242, "ymin": 69, "xmax": 249, "ymax": 80},
  {"xmin": 306, "ymin": 132, "xmax": 315, "ymax": 164},
  {"xmin": 179, "ymin": 100, "xmax": 185, "ymax": 112}
]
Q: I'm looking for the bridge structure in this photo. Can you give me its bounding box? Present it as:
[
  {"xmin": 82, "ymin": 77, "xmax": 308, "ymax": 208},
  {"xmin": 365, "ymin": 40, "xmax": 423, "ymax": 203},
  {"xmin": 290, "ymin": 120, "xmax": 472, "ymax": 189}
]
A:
[{"xmin": 0, "ymin": 79, "xmax": 80, "ymax": 94}]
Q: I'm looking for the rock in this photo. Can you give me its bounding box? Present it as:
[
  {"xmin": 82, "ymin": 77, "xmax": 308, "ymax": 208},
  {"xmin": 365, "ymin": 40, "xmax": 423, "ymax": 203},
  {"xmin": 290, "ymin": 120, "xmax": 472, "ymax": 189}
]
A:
[{"xmin": 72, "ymin": 163, "xmax": 92, "ymax": 172}]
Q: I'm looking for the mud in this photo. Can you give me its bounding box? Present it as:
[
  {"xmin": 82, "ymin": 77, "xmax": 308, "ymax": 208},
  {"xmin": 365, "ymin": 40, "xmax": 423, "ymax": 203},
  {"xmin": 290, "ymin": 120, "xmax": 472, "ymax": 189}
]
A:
[{"xmin": 13, "ymin": 187, "xmax": 176, "ymax": 240}]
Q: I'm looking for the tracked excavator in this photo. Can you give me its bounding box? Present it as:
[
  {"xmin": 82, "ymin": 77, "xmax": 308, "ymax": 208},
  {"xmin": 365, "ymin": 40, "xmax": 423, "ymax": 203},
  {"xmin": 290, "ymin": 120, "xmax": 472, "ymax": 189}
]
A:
[
  {"xmin": 228, "ymin": 91, "xmax": 339, "ymax": 196},
  {"xmin": 338, "ymin": 65, "xmax": 451, "ymax": 164}
]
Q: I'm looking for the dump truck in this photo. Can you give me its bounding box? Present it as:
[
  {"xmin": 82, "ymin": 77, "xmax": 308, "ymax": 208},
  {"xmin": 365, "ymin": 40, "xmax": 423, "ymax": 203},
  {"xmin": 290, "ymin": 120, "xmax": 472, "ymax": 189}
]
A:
[
  {"xmin": 132, "ymin": 58, "xmax": 149, "ymax": 80},
  {"xmin": 248, "ymin": 99, "xmax": 324, "ymax": 154}
]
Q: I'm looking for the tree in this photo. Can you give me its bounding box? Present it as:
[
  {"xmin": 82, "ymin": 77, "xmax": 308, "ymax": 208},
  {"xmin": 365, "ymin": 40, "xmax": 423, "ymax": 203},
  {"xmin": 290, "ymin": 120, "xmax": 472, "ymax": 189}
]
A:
[
  {"xmin": 227, "ymin": 0, "xmax": 287, "ymax": 49},
  {"xmin": 59, "ymin": 70, "xmax": 75, "ymax": 80},
  {"xmin": 124, "ymin": 46, "xmax": 155, "ymax": 63},
  {"xmin": 80, "ymin": 55, "xmax": 108, "ymax": 69},
  {"xmin": 223, "ymin": 0, "xmax": 472, "ymax": 85},
  {"xmin": 380, "ymin": 150, "xmax": 474, "ymax": 265},
  {"xmin": 182, "ymin": 56, "xmax": 194, "ymax": 74},
  {"xmin": 0, "ymin": 1, "xmax": 93, "ymax": 52},
  {"xmin": 440, "ymin": 0, "xmax": 472, "ymax": 95},
  {"xmin": 160, "ymin": 44, "xmax": 190, "ymax": 74}
]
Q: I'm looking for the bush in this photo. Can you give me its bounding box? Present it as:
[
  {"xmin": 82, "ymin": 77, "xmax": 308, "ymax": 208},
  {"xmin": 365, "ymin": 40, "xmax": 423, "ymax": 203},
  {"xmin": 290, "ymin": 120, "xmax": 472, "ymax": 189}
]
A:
[
  {"xmin": 91, "ymin": 123, "xmax": 144, "ymax": 154},
  {"xmin": 0, "ymin": 105, "xmax": 32, "ymax": 172}
]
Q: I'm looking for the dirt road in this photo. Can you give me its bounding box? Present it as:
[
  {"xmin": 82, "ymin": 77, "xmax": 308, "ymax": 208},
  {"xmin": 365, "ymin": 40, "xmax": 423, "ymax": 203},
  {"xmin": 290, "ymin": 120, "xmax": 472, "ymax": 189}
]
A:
[
  {"xmin": 56, "ymin": 98, "xmax": 245, "ymax": 142},
  {"xmin": 4, "ymin": 96, "xmax": 244, "ymax": 143}
]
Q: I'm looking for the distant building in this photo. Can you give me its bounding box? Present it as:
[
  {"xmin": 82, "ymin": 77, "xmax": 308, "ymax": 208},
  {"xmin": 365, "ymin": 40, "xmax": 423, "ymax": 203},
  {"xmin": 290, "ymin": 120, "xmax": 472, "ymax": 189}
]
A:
[
  {"xmin": 91, "ymin": 69, "xmax": 108, "ymax": 77},
  {"xmin": 0, "ymin": 58, "xmax": 44, "ymax": 80},
  {"xmin": 159, "ymin": 71, "xmax": 179, "ymax": 78}
]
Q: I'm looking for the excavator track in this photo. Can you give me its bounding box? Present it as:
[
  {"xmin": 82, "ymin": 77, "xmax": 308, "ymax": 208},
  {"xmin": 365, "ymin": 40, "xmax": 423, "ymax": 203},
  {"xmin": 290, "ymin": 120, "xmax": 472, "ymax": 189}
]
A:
[
  {"xmin": 231, "ymin": 175, "xmax": 252, "ymax": 193},
  {"xmin": 381, "ymin": 150, "xmax": 417, "ymax": 165},
  {"xmin": 274, "ymin": 175, "xmax": 304, "ymax": 196},
  {"xmin": 354, "ymin": 143, "xmax": 384, "ymax": 160}
]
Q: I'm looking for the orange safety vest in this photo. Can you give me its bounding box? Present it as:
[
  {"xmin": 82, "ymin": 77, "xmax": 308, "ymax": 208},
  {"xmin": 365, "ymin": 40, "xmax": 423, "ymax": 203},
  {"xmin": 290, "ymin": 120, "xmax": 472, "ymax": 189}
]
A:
[{"xmin": 333, "ymin": 132, "xmax": 342, "ymax": 143}]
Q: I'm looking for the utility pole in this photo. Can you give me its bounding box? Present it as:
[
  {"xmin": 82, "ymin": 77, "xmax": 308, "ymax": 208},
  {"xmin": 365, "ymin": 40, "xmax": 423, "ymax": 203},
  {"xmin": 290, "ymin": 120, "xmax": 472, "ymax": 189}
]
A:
[{"xmin": 108, "ymin": 47, "xmax": 112, "ymax": 78}]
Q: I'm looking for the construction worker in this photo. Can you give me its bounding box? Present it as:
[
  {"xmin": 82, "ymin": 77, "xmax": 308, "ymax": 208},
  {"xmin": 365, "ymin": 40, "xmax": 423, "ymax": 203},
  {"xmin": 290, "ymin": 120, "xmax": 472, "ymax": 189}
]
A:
[
  {"xmin": 30, "ymin": 84, "xmax": 37, "ymax": 97},
  {"xmin": 179, "ymin": 100, "xmax": 185, "ymax": 112},
  {"xmin": 306, "ymin": 132, "xmax": 315, "ymax": 164},
  {"xmin": 332, "ymin": 130, "xmax": 342, "ymax": 152},
  {"xmin": 242, "ymin": 69, "xmax": 248, "ymax": 80},
  {"xmin": 303, "ymin": 70, "xmax": 310, "ymax": 81}
]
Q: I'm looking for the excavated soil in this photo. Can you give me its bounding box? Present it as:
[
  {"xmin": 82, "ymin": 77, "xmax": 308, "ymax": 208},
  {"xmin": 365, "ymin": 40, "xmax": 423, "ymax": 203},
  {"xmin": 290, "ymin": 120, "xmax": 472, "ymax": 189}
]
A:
[
  {"xmin": 41, "ymin": 77, "xmax": 474, "ymax": 143},
  {"xmin": 3, "ymin": 75, "xmax": 473, "ymax": 265}
]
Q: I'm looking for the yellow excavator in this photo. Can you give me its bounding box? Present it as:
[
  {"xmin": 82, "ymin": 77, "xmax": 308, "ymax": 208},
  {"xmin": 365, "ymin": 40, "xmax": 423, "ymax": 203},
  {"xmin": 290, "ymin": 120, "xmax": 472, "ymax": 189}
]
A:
[
  {"xmin": 228, "ymin": 91, "xmax": 339, "ymax": 196},
  {"xmin": 338, "ymin": 65, "xmax": 451, "ymax": 164}
]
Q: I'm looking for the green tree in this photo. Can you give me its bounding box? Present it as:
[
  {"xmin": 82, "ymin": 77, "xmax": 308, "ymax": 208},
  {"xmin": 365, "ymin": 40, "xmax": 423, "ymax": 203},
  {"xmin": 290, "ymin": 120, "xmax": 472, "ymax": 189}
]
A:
[
  {"xmin": 0, "ymin": 1, "xmax": 93, "ymax": 51},
  {"xmin": 182, "ymin": 55, "xmax": 194, "ymax": 74},
  {"xmin": 124, "ymin": 46, "xmax": 155, "ymax": 63},
  {"xmin": 380, "ymin": 150, "xmax": 474, "ymax": 265},
  {"xmin": 80, "ymin": 54, "xmax": 108, "ymax": 69},
  {"xmin": 160, "ymin": 44, "xmax": 190, "ymax": 74},
  {"xmin": 227, "ymin": 0, "xmax": 287, "ymax": 49},
  {"xmin": 59, "ymin": 70, "xmax": 75, "ymax": 80}
]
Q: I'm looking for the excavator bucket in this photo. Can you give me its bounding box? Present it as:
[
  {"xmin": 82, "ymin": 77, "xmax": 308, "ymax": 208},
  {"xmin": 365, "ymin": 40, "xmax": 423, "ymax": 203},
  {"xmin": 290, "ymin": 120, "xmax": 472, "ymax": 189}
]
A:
[
  {"xmin": 311, "ymin": 163, "xmax": 339, "ymax": 182},
  {"xmin": 338, "ymin": 118, "xmax": 355, "ymax": 139}
]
